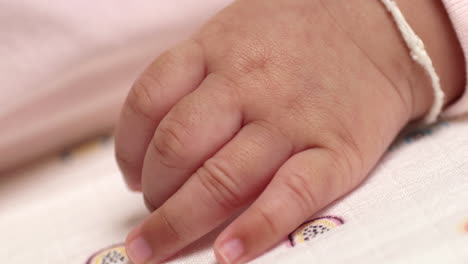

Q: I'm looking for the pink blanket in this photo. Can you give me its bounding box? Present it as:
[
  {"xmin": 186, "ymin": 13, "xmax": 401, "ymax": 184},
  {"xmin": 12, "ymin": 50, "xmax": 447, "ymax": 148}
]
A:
[{"xmin": 0, "ymin": 0, "xmax": 232, "ymax": 171}]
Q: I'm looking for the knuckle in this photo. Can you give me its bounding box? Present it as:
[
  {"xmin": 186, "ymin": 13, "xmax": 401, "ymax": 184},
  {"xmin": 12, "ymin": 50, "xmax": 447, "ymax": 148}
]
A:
[
  {"xmin": 226, "ymin": 39, "xmax": 279, "ymax": 79},
  {"xmin": 156, "ymin": 48, "xmax": 185, "ymax": 72},
  {"xmin": 152, "ymin": 121, "xmax": 189, "ymax": 168},
  {"xmin": 127, "ymin": 79, "xmax": 156, "ymax": 121},
  {"xmin": 251, "ymin": 120, "xmax": 291, "ymax": 145},
  {"xmin": 232, "ymin": 48, "xmax": 271, "ymax": 75},
  {"xmin": 196, "ymin": 160, "xmax": 242, "ymax": 211},
  {"xmin": 127, "ymin": 46, "xmax": 188, "ymax": 121},
  {"xmin": 203, "ymin": 27, "xmax": 275, "ymax": 77},
  {"xmin": 199, "ymin": 19, "xmax": 232, "ymax": 40},
  {"xmin": 286, "ymin": 81, "xmax": 327, "ymax": 116},
  {"xmin": 204, "ymin": 73, "xmax": 243, "ymax": 107}
]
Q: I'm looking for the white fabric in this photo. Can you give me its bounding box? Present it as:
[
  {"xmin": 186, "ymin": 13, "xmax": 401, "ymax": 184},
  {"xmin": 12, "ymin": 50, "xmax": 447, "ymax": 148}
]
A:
[{"xmin": 2, "ymin": 119, "xmax": 467, "ymax": 263}]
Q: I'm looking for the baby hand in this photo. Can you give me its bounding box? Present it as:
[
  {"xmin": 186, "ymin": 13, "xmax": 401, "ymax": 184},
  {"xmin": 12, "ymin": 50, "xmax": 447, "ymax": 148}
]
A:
[{"xmin": 115, "ymin": 0, "xmax": 463, "ymax": 263}]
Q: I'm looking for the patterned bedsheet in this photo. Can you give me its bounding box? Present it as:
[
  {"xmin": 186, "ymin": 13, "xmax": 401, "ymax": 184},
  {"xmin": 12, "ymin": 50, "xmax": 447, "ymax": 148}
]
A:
[{"xmin": 1, "ymin": 119, "xmax": 467, "ymax": 263}]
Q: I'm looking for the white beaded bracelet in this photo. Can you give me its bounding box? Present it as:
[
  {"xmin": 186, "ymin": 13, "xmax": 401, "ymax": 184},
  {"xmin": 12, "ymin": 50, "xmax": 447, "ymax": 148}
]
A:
[{"xmin": 380, "ymin": 0, "xmax": 444, "ymax": 124}]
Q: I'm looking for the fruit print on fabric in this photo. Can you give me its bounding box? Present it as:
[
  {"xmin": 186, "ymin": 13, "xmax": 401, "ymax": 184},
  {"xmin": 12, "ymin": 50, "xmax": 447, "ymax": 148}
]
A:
[
  {"xmin": 86, "ymin": 244, "xmax": 132, "ymax": 264},
  {"xmin": 288, "ymin": 216, "xmax": 344, "ymax": 247}
]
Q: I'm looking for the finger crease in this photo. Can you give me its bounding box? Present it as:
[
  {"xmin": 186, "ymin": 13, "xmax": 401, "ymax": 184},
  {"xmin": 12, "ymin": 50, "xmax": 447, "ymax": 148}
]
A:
[
  {"xmin": 283, "ymin": 175, "xmax": 319, "ymax": 216},
  {"xmin": 255, "ymin": 207, "xmax": 278, "ymax": 235},
  {"xmin": 127, "ymin": 87, "xmax": 154, "ymax": 121},
  {"xmin": 159, "ymin": 207, "xmax": 184, "ymax": 243},
  {"xmin": 197, "ymin": 166, "xmax": 241, "ymax": 210}
]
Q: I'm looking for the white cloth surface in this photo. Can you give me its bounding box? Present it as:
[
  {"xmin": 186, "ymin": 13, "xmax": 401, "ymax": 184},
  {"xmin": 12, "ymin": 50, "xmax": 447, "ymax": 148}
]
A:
[{"xmin": 1, "ymin": 118, "xmax": 467, "ymax": 263}]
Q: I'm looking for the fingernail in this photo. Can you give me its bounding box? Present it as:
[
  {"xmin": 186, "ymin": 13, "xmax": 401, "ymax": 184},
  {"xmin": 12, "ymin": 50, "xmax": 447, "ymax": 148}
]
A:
[
  {"xmin": 218, "ymin": 239, "xmax": 244, "ymax": 264},
  {"xmin": 127, "ymin": 236, "xmax": 152, "ymax": 264}
]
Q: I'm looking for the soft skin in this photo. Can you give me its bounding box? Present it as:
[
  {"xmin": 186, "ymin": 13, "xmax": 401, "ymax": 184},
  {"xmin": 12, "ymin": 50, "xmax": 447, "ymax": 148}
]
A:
[{"xmin": 115, "ymin": 0, "xmax": 465, "ymax": 263}]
